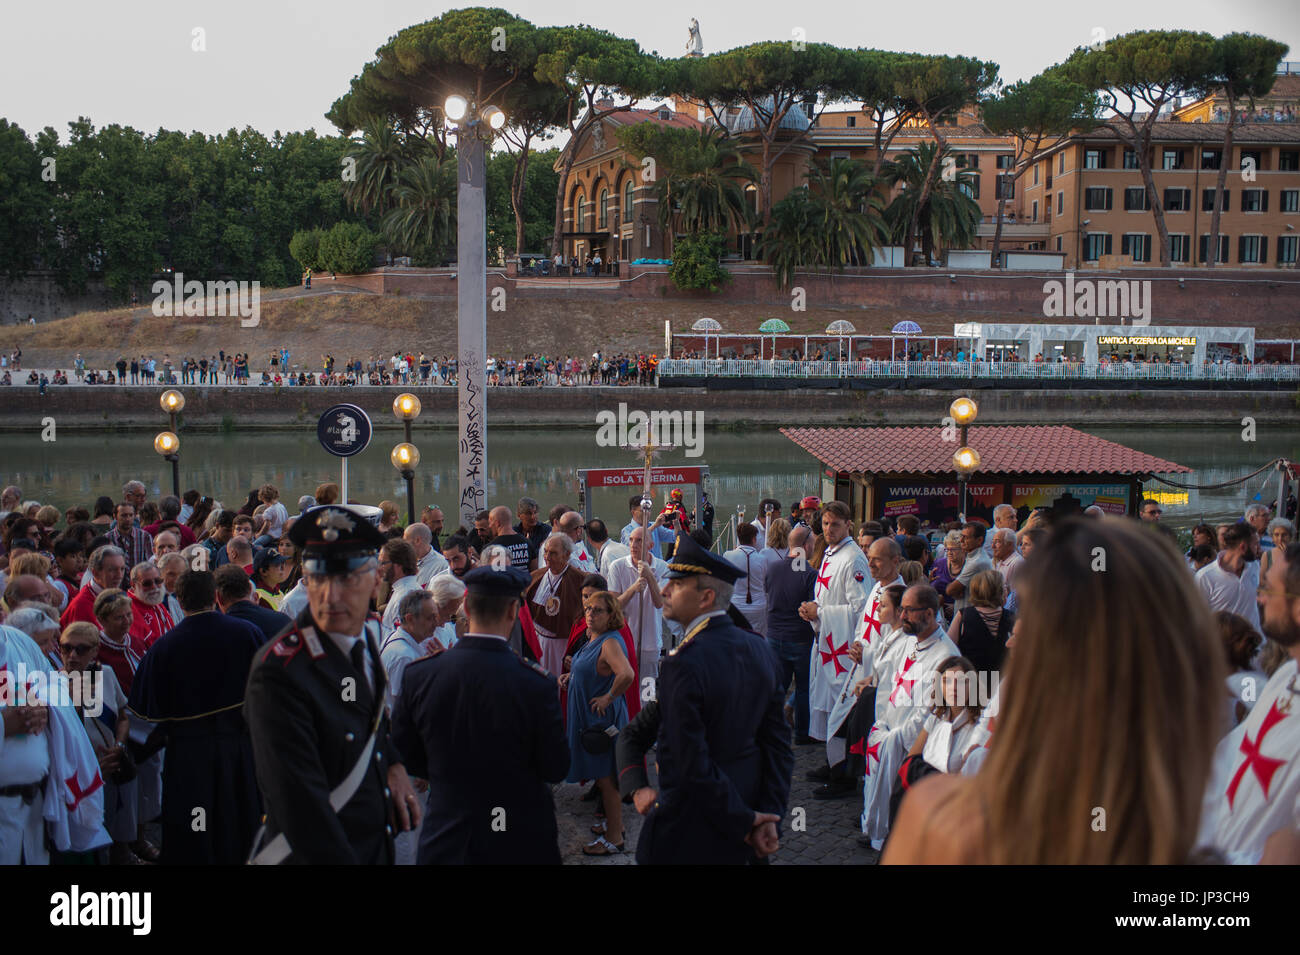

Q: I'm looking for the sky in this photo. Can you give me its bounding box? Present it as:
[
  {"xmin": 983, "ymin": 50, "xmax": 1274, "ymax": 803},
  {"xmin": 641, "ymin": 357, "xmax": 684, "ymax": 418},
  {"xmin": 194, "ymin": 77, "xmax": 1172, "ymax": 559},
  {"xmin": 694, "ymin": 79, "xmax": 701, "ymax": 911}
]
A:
[{"xmin": 2, "ymin": 0, "xmax": 1297, "ymax": 142}]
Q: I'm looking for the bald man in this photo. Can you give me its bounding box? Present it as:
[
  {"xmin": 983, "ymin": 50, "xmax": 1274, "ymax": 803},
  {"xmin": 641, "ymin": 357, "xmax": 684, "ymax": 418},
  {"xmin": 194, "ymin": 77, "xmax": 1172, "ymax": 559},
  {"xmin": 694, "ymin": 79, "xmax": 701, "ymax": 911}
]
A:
[
  {"xmin": 404, "ymin": 522, "xmax": 450, "ymax": 587},
  {"xmin": 556, "ymin": 510, "xmax": 596, "ymax": 571},
  {"xmin": 488, "ymin": 505, "xmax": 536, "ymax": 572}
]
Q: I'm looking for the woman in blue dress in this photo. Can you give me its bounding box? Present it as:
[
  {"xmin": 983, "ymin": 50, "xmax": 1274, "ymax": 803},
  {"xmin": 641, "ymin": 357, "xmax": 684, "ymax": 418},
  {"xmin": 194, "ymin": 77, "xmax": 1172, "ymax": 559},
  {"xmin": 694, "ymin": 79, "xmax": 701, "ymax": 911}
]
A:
[{"xmin": 559, "ymin": 590, "xmax": 635, "ymax": 855}]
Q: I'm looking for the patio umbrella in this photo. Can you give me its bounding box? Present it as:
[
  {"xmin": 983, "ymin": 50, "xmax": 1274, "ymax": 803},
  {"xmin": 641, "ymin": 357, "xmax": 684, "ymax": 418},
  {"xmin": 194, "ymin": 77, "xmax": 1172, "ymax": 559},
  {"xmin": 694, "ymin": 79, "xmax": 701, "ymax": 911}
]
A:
[
  {"xmin": 826, "ymin": 320, "xmax": 856, "ymax": 361},
  {"xmin": 891, "ymin": 320, "xmax": 922, "ymax": 361},
  {"xmin": 692, "ymin": 317, "xmax": 722, "ymax": 359},
  {"xmin": 759, "ymin": 318, "xmax": 791, "ymax": 360}
]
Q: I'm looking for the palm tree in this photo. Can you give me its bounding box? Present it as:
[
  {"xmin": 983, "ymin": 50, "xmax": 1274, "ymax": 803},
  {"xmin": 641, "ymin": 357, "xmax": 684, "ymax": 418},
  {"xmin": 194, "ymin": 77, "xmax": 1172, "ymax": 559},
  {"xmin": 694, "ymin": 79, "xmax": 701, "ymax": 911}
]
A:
[
  {"xmin": 656, "ymin": 127, "xmax": 757, "ymax": 237},
  {"xmin": 758, "ymin": 187, "xmax": 822, "ymax": 290},
  {"xmin": 883, "ymin": 144, "xmax": 981, "ymax": 265},
  {"xmin": 344, "ymin": 118, "xmax": 425, "ymax": 217},
  {"xmin": 806, "ymin": 157, "xmax": 888, "ymax": 268},
  {"xmin": 380, "ymin": 153, "xmax": 457, "ymax": 259}
]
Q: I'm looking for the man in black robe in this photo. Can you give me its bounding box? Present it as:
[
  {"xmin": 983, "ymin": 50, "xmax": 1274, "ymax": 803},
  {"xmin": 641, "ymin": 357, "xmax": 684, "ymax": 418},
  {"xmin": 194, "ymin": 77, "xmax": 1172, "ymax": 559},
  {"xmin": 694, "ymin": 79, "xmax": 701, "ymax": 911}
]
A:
[{"xmin": 127, "ymin": 569, "xmax": 265, "ymax": 864}]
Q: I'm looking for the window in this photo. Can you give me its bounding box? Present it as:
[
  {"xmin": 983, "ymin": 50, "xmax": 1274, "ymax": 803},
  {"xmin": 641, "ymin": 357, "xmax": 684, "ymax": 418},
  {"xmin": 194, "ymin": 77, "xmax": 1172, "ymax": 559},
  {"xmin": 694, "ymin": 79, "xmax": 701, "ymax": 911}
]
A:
[
  {"xmin": 1083, "ymin": 233, "xmax": 1112, "ymax": 261},
  {"xmin": 1084, "ymin": 187, "xmax": 1113, "ymax": 211},
  {"xmin": 1163, "ymin": 188, "xmax": 1191, "ymax": 212},
  {"xmin": 1124, "ymin": 187, "xmax": 1149, "ymax": 211},
  {"xmin": 995, "ymin": 174, "xmax": 1015, "ymax": 200},
  {"xmin": 1281, "ymin": 150, "xmax": 1300, "ymax": 172},
  {"xmin": 1241, "ymin": 189, "xmax": 1268, "ymax": 213},
  {"xmin": 1056, "ymin": 235, "xmax": 1063, "ymax": 251},
  {"xmin": 1240, "ymin": 149, "xmax": 1264, "ymax": 172},
  {"xmin": 1162, "ymin": 149, "xmax": 1185, "ymax": 170},
  {"xmin": 846, "ymin": 116, "xmax": 856, "ymax": 128},
  {"xmin": 1031, "ymin": 199, "xmax": 1039, "ymax": 221},
  {"xmin": 1123, "ymin": 149, "xmax": 1139, "ymax": 170},
  {"xmin": 1058, "ymin": 153, "xmax": 1065, "ymax": 174},
  {"xmin": 1169, "ymin": 234, "xmax": 1190, "ymax": 263},
  {"xmin": 996, "ymin": 154, "xmax": 1014, "ymax": 170},
  {"xmin": 1283, "ymin": 190, "xmax": 1299, "ymax": 213},
  {"xmin": 598, "ymin": 188, "xmax": 609, "ymax": 228},
  {"xmin": 1201, "ymin": 149, "xmax": 1222, "ymax": 170},
  {"xmin": 1199, "ymin": 234, "xmax": 1229, "ymax": 264},
  {"xmin": 959, "ymin": 178, "xmax": 980, "ymax": 200},
  {"xmin": 1279, "ymin": 235, "xmax": 1299, "ymax": 264},
  {"xmin": 1121, "ymin": 233, "xmax": 1151, "ymax": 262},
  {"xmin": 624, "ymin": 179, "xmax": 634, "ymax": 218},
  {"xmin": 574, "ymin": 193, "xmax": 585, "ymax": 232},
  {"xmin": 1057, "ymin": 191, "xmax": 1064, "ymax": 215},
  {"xmin": 1084, "ymin": 149, "xmax": 1106, "ymax": 169},
  {"xmin": 1202, "ymin": 188, "xmax": 1230, "ymax": 213},
  {"xmin": 1238, "ymin": 235, "xmax": 1267, "ymax": 263},
  {"xmin": 1033, "ymin": 164, "xmax": 1039, "ymax": 185}
]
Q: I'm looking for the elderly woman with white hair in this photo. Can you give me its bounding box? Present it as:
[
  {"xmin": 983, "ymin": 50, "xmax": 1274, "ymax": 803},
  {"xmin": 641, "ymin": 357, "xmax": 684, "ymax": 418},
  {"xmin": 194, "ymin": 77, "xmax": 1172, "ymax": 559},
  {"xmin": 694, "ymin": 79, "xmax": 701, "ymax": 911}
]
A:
[
  {"xmin": 1260, "ymin": 517, "xmax": 1295, "ymax": 579},
  {"xmin": 427, "ymin": 574, "xmax": 467, "ymax": 651},
  {"xmin": 929, "ymin": 528, "xmax": 963, "ymax": 618},
  {"xmin": 523, "ymin": 532, "xmax": 586, "ymax": 676},
  {"xmin": 6, "ymin": 603, "xmax": 63, "ymax": 667}
]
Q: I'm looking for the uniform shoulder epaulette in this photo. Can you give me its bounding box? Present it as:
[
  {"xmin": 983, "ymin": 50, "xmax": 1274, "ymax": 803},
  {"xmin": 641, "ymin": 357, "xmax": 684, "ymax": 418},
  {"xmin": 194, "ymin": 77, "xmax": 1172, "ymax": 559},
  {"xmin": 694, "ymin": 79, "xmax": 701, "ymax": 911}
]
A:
[
  {"xmin": 266, "ymin": 630, "xmax": 303, "ymax": 666},
  {"xmin": 519, "ymin": 657, "xmax": 554, "ymax": 680}
]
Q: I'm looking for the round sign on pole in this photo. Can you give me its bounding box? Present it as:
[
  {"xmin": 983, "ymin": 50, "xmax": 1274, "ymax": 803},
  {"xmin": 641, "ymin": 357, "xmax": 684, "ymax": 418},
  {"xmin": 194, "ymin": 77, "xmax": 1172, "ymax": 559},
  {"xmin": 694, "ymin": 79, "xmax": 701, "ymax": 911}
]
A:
[{"xmin": 317, "ymin": 404, "xmax": 373, "ymax": 457}]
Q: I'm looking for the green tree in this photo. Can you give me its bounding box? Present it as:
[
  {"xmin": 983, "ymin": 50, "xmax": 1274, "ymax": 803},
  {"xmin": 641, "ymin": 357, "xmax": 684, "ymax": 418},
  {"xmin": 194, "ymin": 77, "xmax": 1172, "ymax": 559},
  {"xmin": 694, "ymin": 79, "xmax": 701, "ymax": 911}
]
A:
[
  {"xmin": 343, "ymin": 117, "xmax": 419, "ymax": 217},
  {"xmin": 1054, "ymin": 30, "xmax": 1218, "ymax": 266},
  {"xmin": 0, "ymin": 121, "xmax": 55, "ymax": 280},
  {"xmin": 758, "ymin": 187, "xmax": 823, "ymax": 290},
  {"xmin": 1204, "ymin": 33, "xmax": 1289, "ymax": 268},
  {"xmin": 981, "ymin": 72, "xmax": 1099, "ymax": 266},
  {"xmin": 617, "ymin": 123, "xmax": 756, "ymax": 237},
  {"xmin": 681, "ymin": 42, "xmax": 852, "ymax": 225},
  {"xmin": 883, "ymin": 143, "xmax": 982, "ymax": 265},
  {"xmin": 381, "ymin": 153, "xmax": 457, "ymax": 262},
  {"xmin": 317, "ymin": 221, "xmax": 380, "ymax": 274},
  {"xmin": 289, "ymin": 228, "xmax": 324, "ymax": 271},
  {"xmin": 806, "ymin": 156, "xmax": 887, "ymax": 267},
  {"xmin": 667, "ymin": 231, "xmax": 730, "ymax": 292},
  {"xmin": 535, "ymin": 23, "xmax": 662, "ymax": 255}
]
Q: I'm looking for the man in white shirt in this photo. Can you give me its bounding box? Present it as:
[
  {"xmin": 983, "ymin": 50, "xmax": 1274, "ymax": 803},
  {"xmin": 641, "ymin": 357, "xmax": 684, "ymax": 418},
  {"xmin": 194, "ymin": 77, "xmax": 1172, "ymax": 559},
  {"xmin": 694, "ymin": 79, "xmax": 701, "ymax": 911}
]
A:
[
  {"xmin": 948, "ymin": 523, "xmax": 994, "ymax": 613},
  {"xmin": 607, "ymin": 526, "xmax": 669, "ymax": 682},
  {"xmin": 723, "ymin": 522, "xmax": 767, "ymax": 633},
  {"xmin": 379, "ymin": 539, "xmax": 424, "ymax": 640},
  {"xmin": 381, "ymin": 589, "xmax": 439, "ymax": 716},
  {"xmin": 990, "ymin": 528, "xmax": 1023, "ymax": 606},
  {"xmin": 556, "ymin": 511, "xmax": 597, "ymax": 573},
  {"xmin": 983, "ymin": 504, "xmax": 1016, "ymax": 559},
  {"xmin": 404, "ymin": 523, "xmax": 449, "ymax": 588},
  {"xmin": 590, "ymin": 519, "xmax": 629, "ymax": 579},
  {"xmin": 1196, "ymin": 523, "xmax": 1261, "ymax": 631}
]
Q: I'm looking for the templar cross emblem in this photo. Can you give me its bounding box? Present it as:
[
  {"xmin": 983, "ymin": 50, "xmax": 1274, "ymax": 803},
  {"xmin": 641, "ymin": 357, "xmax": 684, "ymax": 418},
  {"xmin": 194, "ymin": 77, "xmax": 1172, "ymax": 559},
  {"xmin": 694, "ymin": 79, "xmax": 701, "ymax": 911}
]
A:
[
  {"xmin": 1226, "ymin": 700, "xmax": 1290, "ymax": 809},
  {"xmin": 819, "ymin": 631, "xmax": 850, "ymax": 675}
]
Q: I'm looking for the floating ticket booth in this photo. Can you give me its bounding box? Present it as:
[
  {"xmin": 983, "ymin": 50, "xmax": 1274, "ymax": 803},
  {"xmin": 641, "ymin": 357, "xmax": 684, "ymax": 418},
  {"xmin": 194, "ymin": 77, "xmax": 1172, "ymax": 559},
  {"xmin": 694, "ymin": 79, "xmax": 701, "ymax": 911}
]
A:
[
  {"xmin": 781, "ymin": 425, "xmax": 1189, "ymax": 530},
  {"xmin": 961, "ymin": 322, "xmax": 1253, "ymax": 364}
]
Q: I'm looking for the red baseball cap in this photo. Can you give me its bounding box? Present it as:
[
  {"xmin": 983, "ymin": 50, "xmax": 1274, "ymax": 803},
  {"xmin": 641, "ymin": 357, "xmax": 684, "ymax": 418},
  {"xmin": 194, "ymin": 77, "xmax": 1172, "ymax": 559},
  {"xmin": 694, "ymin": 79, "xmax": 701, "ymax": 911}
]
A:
[{"xmin": 800, "ymin": 496, "xmax": 821, "ymax": 510}]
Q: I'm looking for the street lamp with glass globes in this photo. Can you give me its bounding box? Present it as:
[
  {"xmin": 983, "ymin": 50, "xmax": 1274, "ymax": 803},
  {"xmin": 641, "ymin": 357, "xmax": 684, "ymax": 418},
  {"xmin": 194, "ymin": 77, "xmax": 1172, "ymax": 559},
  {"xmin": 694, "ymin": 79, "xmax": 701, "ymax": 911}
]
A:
[
  {"xmin": 949, "ymin": 396, "xmax": 979, "ymax": 521},
  {"xmin": 158, "ymin": 390, "xmax": 185, "ymax": 496},
  {"xmin": 444, "ymin": 93, "xmax": 507, "ymax": 532},
  {"xmin": 392, "ymin": 393, "xmax": 422, "ymax": 525},
  {"xmin": 391, "ymin": 443, "xmax": 420, "ymax": 527}
]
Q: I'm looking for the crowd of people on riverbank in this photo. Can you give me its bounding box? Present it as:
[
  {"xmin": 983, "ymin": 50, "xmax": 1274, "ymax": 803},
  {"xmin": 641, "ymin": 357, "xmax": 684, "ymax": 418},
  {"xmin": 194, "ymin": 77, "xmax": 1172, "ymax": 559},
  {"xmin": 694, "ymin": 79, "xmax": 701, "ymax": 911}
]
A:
[{"xmin": 1, "ymin": 472, "xmax": 1298, "ymax": 866}]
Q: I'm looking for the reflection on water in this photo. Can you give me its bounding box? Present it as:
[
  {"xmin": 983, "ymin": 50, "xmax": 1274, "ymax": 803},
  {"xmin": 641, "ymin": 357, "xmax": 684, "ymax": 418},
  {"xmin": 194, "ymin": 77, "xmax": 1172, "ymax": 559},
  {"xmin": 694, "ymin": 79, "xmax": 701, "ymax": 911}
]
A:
[{"xmin": 5, "ymin": 425, "xmax": 1297, "ymax": 532}]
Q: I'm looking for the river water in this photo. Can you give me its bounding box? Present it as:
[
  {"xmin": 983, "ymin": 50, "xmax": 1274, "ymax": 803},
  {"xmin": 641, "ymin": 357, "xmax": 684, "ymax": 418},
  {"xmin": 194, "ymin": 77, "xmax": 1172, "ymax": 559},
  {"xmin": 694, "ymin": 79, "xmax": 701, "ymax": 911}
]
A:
[{"xmin": 5, "ymin": 425, "xmax": 1297, "ymax": 534}]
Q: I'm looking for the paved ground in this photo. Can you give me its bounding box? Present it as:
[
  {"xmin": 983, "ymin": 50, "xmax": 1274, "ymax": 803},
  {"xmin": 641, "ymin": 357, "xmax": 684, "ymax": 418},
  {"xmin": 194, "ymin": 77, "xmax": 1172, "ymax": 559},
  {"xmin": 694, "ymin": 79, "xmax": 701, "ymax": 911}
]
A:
[{"xmin": 555, "ymin": 736, "xmax": 871, "ymax": 866}]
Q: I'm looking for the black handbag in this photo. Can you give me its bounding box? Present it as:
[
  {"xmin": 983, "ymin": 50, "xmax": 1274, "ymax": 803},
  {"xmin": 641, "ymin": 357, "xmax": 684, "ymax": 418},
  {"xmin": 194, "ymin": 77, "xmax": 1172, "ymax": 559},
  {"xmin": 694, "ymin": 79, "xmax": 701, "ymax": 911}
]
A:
[
  {"xmin": 580, "ymin": 723, "xmax": 619, "ymax": 755},
  {"xmin": 110, "ymin": 743, "xmax": 138, "ymax": 785}
]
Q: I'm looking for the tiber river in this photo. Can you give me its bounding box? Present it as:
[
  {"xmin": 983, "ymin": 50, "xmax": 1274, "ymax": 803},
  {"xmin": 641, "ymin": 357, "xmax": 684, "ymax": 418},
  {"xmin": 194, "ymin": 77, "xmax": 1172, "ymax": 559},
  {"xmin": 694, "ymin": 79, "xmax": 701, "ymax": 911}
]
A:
[{"xmin": 5, "ymin": 425, "xmax": 1297, "ymax": 536}]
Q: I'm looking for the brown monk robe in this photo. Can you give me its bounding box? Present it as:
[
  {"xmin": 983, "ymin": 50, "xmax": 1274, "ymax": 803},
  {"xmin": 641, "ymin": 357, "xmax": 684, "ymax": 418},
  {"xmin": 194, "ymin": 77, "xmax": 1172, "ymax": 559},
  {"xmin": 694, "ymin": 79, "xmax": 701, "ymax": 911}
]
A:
[{"xmin": 525, "ymin": 540, "xmax": 587, "ymax": 679}]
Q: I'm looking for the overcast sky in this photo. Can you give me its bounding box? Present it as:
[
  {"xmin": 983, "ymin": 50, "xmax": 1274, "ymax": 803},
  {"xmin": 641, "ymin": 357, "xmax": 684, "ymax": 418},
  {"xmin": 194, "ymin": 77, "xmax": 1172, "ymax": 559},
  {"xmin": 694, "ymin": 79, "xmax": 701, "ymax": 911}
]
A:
[{"xmin": 2, "ymin": 0, "xmax": 1296, "ymax": 141}]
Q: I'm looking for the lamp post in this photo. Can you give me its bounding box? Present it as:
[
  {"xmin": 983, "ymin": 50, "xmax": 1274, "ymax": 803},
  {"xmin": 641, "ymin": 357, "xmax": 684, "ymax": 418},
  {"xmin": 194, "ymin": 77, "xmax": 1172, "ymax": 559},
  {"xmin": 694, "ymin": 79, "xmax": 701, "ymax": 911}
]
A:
[
  {"xmin": 949, "ymin": 396, "xmax": 979, "ymax": 522},
  {"xmin": 391, "ymin": 443, "xmax": 420, "ymax": 527},
  {"xmin": 446, "ymin": 94, "xmax": 506, "ymax": 532},
  {"xmin": 392, "ymin": 393, "xmax": 422, "ymax": 526},
  {"xmin": 157, "ymin": 389, "xmax": 185, "ymax": 497}
]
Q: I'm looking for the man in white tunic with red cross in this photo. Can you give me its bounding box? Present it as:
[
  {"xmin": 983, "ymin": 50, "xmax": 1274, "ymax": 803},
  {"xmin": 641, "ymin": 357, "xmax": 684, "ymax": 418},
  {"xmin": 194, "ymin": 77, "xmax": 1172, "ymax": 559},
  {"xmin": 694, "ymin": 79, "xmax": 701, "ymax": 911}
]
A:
[
  {"xmin": 1197, "ymin": 541, "xmax": 1300, "ymax": 864},
  {"xmin": 860, "ymin": 584, "xmax": 958, "ymax": 851},
  {"xmin": 798, "ymin": 501, "xmax": 871, "ymax": 791},
  {"xmin": 826, "ymin": 538, "xmax": 904, "ymax": 787}
]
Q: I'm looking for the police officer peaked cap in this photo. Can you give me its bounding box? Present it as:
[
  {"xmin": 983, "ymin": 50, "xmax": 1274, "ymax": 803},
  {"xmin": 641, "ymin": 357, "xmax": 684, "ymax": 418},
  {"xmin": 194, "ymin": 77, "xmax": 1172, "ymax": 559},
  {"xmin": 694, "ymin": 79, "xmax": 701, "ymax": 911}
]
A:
[
  {"xmin": 290, "ymin": 505, "xmax": 387, "ymax": 575},
  {"xmin": 463, "ymin": 564, "xmax": 531, "ymax": 598},
  {"xmin": 664, "ymin": 533, "xmax": 745, "ymax": 583}
]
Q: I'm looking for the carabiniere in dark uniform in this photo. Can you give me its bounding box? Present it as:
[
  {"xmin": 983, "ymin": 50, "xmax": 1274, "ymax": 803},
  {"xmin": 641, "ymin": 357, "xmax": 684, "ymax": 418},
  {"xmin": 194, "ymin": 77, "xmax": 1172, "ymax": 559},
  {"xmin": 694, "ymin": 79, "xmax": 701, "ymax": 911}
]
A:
[{"xmin": 244, "ymin": 505, "xmax": 410, "ymax": 864}]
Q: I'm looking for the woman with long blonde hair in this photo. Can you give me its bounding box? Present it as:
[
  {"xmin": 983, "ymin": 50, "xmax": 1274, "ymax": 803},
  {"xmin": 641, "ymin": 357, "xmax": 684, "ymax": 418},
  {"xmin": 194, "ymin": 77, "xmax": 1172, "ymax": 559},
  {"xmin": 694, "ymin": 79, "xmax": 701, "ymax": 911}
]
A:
[{"xmin": 883, "ymin": 516, "xmax": 1224, "ymax": 864}]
